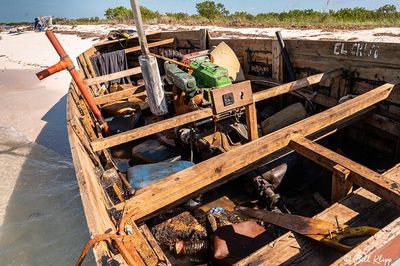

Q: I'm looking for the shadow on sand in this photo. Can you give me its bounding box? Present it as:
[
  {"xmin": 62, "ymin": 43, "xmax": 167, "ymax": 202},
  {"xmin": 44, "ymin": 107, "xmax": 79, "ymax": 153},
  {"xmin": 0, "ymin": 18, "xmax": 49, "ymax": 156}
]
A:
[{"xmin": 0, "ymin": 94, "xmax": 93, "ymax": 265}]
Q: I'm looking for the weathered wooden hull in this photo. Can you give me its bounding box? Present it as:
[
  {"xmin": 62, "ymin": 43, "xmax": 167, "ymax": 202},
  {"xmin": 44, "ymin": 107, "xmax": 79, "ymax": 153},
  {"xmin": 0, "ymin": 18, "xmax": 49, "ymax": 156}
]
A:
[{"xmin": 67, "ymin": 29, "xmax": 400, "ymax": 265}]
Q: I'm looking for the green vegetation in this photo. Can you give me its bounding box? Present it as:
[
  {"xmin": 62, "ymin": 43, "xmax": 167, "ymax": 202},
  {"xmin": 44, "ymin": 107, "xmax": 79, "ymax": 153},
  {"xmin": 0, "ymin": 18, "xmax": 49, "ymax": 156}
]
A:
[{"xmin": 9, "ymin": 2, "xmax": 399, "ymax": 28}]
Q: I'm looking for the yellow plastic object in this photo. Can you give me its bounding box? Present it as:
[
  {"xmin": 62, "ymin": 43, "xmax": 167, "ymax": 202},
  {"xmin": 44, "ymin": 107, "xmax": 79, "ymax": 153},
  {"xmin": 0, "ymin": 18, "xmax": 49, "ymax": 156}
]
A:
[{"xmin": 321, "ymin": 226, "xmax": 380, "ymax": 252}]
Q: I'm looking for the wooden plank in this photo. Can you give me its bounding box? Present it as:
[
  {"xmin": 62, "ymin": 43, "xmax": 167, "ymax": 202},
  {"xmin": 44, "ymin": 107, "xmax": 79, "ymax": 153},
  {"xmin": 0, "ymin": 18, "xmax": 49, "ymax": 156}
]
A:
[
  {"xmin": 84, "ymin": 67, "xmax": 141, "ymax": 86},
  {"xmin": 127, "ymin": 223, "xmax": 159, "ymax": 266},
  {"xmin": 93, "ymin": 86, "xmax": 143, "ymax": 105},
  {"xmin": 139, "ymin": 224, "xmax": 172, "ymax": 265},
  {"xmin": 91, "ymin": 109, "xmax": 214, "ymax": 152},
  {"xmin": 289, "ymin": 137, "xmax": 400, "ymax": 206},
  {"xmin": 117, "ymin": 81, "xmax": 397, "ymax": 221},
  {"xmin": 92, "ymin": 70, "xmax": 342, "ymax": 151},
  {"xmin": 124, "ymin": 38, "xmax": 175, "ymax": 54},
  {"xmin": 236, "ymin": 163, "xmax": 400, "ymax": 266},
  {"xmin": 332, "ymin": 218, "xmax": 400, "ymax": 266},
  {"xmin": 245, "ymin": 103, "xmax": 259, "ymax": 141},
  {"xmin": 253, "ymin": 69, "xmax": 343, "ymax": 102},
  {"xmin": 331, "ymin": 164, "xmax": 352, "ymax": 203},
  {"xmin": 272, "ymin": 40, "xmax": 283, "ymax": 82}
]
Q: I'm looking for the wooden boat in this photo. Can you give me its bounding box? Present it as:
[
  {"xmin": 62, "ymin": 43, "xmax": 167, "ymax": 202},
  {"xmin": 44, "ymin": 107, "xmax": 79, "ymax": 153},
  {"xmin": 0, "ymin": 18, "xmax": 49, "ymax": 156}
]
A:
[{"xmin": 65, "ymin": 29, "xmax": 400, "ymax": 265}]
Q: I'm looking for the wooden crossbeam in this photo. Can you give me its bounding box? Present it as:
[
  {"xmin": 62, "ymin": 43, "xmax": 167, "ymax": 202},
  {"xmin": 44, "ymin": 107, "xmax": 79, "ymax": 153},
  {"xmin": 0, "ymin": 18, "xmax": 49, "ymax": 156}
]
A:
[
  {"xmin": 124, "ymin": 38, "xmax": 175, "ymax": 54},
  {"xmin": 94, "ymin": 86, "xmax": 143, "ymax": 105},
  {"xmin": 92, "ymin": 70, "xmax": 343, "ymax": 152},
  {"xmin": 289, "ymin": 137, "xmax": 400, "ymax": 205},
  {"xmin": 92, "ymin": 109, "xmax": 214, "ymax": 152},
  {"xmin": 115, "ymin": 81, "xmax": 397, "ymax": 221},
  {"xmin": 84, "ymin": 67, "xmax": 141, "ymax": 86}
]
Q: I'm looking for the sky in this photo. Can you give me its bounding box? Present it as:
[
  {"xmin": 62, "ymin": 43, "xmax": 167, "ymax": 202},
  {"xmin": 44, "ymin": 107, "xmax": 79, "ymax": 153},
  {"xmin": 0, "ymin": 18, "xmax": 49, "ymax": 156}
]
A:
[{"xmin": 1, "ymin": 0, "xmax": 399, "ymax": 23}]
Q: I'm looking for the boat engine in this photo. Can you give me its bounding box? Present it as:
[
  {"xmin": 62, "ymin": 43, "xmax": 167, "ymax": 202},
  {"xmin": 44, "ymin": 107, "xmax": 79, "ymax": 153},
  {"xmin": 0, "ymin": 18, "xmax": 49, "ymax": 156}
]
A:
[{"xmin": 162, "ymin": 50, "xmax": 248, "ymax": 160}]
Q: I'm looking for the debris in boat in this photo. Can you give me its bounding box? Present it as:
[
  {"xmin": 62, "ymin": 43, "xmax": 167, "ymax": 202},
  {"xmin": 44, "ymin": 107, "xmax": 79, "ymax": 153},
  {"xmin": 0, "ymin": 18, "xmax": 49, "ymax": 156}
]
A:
[
  {"xmin": 199, "ymin": 196, "xmax": 235, "ymax": 212},
  {"xmin": 237, "ymin": 207, "xmax": 381, "ymax": 252},
  {"xmin": 261, "ymin": 102, "xmax": 307, "ymax": 135},
  {"xmin": 151, "ymin": 211, "xmax": 208, "ymax": 247},
  {"xmin": 102, "ymin": 168, "xmax": 125, "ymax": 202},
  {"xmin": 174, "ymin": 239, "xmax": 209, "ymax": 255},
  {"xmin": 127, "ymin": 160, "xmax": 194, "ymax": 190},
  {"xmin": 101, "ymin": 101, "xmax": 139, "ymax": 117},
  {"xmin": 213, "ymin": 220, "xmax": 272, "ymax": 264},
  {"xmin": 131, "ymin": 139, "xmax": 179, "ymax": 163},
  {"xmin": 207, "ymin": 207, "xmax": 242, "ymax": 232}
]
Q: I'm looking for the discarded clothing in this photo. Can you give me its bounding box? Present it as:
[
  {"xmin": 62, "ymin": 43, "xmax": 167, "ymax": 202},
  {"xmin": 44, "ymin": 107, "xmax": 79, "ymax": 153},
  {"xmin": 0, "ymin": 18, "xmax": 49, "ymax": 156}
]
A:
[{"xmin": 90, "ymin": 50, "xmax": 131, "ymax": 87}]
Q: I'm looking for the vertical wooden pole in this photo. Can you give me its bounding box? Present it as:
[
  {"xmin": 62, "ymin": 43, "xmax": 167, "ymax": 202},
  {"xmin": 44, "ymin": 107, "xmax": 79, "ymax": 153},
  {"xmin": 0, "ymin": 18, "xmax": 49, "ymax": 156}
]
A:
[
  {"xmin": 246, "ymin": 103, "xmax": 259, "ymax": 141},
  {"xmin": 331, "ymin": 164, "xmax": 353, "ymax": 203}
]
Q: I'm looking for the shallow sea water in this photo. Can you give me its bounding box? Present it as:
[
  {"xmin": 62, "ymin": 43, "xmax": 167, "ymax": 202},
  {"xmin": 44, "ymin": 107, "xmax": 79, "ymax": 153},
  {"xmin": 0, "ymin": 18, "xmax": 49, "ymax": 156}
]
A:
[{"xmin": 0, "ymin": 127, "xmax": 92, "ymax": 265}]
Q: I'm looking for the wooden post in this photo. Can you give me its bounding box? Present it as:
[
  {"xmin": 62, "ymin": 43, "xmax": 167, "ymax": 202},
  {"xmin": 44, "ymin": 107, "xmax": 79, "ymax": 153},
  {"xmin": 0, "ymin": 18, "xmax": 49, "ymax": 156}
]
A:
[
  {"xmin": 331, "ymin": 164, "xmax": 352, "ymax": 203},
  {"xmin": 199, "ymin": 29, "xmax": 208, "ymax": 50},
  {"xmin": 245, "ymin": 103, "xmax": 259, "ymax": 141},
  {"xmin": 272, "ymin": 40, "xmax": 283, "ymax": 82}
]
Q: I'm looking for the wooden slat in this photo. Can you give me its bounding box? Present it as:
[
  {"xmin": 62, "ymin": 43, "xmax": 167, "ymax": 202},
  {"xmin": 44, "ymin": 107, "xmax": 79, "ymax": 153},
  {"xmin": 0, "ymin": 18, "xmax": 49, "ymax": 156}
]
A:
[
  {"xmin": 93, "ymin": 86, "xmax": 143, "ymax": 105},
  {"xmin": 289, "ymin": 137, "xmax": 400, "ymax": 205},
  {"xmin": 124, "ymin": 38, "xmax": 175, "ymax": 54},
  {"xmin": 253, "ymin": 69, "xmax": 343, "ymax": 102},
  {"xmin": 84, "ymin": 67, "xmax": 141, "ymax": 86},
  {"xmin": 236, "ymin": 163, "xmax": 400, "ymax": 266},
  {"xmin": 117, "ymin": 81, "xmax": 397, "ymax": 221},
  {"xmin": 245, "ymin": 103, "xmax": 259, "ymax": 141},
  {"xmin": 92, "ymin": 109, "xmax": 213, "ymax": 152},
  {"xmin": 92, "ymin": 70, "xmax": 342, "ymax": 151}
]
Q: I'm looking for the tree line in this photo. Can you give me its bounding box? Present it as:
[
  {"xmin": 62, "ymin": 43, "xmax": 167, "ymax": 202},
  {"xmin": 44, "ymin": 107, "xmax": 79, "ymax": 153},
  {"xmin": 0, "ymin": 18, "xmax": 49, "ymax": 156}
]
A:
[{"xmin": 54, "ymin": 2, "xmax": 400, "ymax": 27}]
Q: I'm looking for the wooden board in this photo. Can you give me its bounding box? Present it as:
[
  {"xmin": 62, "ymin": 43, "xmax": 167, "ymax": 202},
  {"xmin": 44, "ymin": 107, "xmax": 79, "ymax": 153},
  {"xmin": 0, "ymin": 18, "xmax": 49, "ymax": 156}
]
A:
[
  {"xmin": 124, "ymin": 38, "xmax": 175, "ymax": 54},
  {"xmin": 84, "ymin": 67, "xmax": 141, "ymax": 86}
]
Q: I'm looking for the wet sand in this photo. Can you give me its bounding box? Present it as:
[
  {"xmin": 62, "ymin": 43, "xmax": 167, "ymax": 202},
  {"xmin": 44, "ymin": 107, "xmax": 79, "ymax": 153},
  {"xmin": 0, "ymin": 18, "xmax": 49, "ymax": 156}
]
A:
[{"xmin": 0, "ymin": 31, "xmax": 95, "ymax": 265}]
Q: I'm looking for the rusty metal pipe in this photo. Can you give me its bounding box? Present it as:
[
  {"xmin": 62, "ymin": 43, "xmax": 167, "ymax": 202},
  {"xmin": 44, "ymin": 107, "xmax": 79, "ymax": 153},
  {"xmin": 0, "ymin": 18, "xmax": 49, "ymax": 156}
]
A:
[{"xmin": 36, "ymin": 30, "xmax": 109, "ymax": 134}]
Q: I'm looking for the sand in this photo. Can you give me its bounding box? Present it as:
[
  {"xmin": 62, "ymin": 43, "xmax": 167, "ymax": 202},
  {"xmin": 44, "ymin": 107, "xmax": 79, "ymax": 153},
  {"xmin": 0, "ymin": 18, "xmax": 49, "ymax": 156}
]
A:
[{"xmin": 54, "ymin": 23, "xmax": 400, "ymax": 43}]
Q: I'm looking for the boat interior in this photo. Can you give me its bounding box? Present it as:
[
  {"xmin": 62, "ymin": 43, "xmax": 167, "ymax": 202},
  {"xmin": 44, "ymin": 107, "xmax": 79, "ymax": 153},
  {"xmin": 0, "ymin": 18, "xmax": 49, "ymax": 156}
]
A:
[{"xmin": 67, "ymin": 29, "xmax": 400, "ymax": 265}]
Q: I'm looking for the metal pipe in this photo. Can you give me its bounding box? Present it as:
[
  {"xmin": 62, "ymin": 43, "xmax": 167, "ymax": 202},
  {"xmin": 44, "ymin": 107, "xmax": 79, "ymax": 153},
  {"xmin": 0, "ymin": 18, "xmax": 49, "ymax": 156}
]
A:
[
  {"xmin": 130, "ymin": 0, "xmax": 150, "ymax": 56},
  {"xmin": 276, "ymin": 31, "xmax": 296, "ymax": 82},
  {"xmin": 36, "ymin": 30, "xmax": 109, "ymax": 134},
  {"xmin": 129, "ymin": 0, "xmax": 168, "ymax": 115}
]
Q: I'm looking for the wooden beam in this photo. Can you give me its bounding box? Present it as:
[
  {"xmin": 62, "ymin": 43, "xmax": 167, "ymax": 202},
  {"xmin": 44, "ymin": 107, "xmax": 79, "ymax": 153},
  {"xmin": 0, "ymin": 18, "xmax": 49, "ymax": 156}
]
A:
[
  {"xmin": 117, "ymin": 81, "xmax": 398, "ymax": 220},
  {"xmin": 124, "ymin": 38, "xmax": 175, "ymax": 54},
  {"xmin": 289, "ymin": 137, "xmax": 400, "ymax": 206},
  {"xmin": 93, "ymin": 70, "xmax": 342, "ymax": 151},
  {"xmin": 245, "ymin": 103, "xmax": 259, "ymax": 141},
  {"xmin": 235, "ymin": 163, "xmax": 400, "ymax": 266},
  {"xmin": 91, "ymin": 109, "xmax": 213, "ymax": 152},
  {"xmin": 84, "ymin": 67, "xmax": 141, "ymax": 86},
  {"xmin": 93, "ymin": 86, "xmax": 143, "ymax": 105},
  {"xmin": 253, "ymin": 69, "xmax": 343, "ymax": 102},
  {"xmin": 331, "ymin": 164, "xmax": 352, "ymax": 203}
]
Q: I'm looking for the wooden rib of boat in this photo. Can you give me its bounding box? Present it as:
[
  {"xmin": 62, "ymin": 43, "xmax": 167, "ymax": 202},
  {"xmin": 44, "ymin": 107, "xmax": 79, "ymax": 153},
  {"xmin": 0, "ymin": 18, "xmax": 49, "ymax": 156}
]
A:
[{"xmin": 67, "ymin": 29, "xmax": 400, "ymax": 265}]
